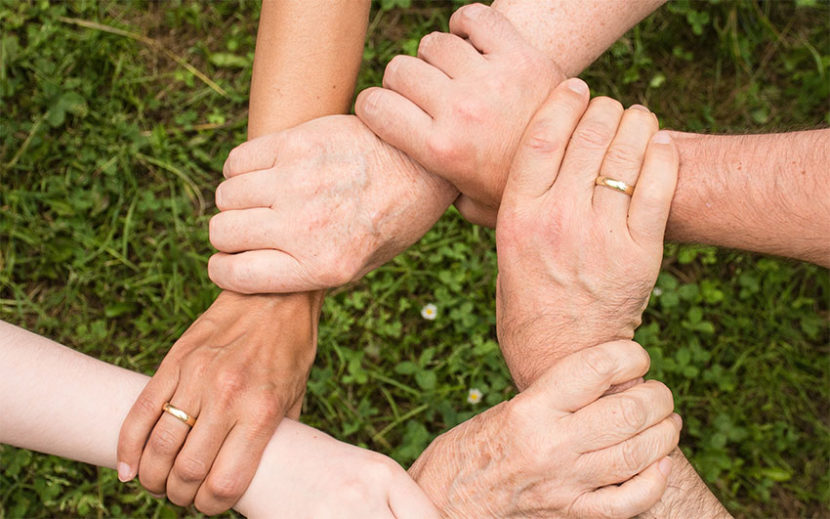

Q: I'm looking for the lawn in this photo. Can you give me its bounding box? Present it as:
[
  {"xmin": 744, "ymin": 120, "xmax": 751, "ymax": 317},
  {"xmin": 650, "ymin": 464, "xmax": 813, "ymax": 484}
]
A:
[{"xmin": 1, "ymin": 0, "xmax": 828, "ymax": 517}]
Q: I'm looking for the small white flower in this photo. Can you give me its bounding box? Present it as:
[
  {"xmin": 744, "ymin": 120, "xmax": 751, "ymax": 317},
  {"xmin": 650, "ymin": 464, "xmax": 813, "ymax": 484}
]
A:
[
  {"xmin": 467, "ymin": 388, "xmax": 483, "ymax": 404},
  {"xmin": 652, "ymin": 287, "xmax": 663, "ymax": 297},
  {"xmin": 421, "ymin": 303, "xmax": 438, "ymax": 320}
]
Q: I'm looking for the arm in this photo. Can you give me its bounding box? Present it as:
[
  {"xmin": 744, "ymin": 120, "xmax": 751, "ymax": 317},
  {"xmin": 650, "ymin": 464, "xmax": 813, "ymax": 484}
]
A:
[
  {"xmin": 117, "ymin": 1, "xmax": 371, "ymax": 514},
  {"xmin": 0, "ymin": 321, "xmax": 438, "ymax": 518},
  {"xmin": 666, "ymin": 129, "xmax": 830, "ymax": 267}
]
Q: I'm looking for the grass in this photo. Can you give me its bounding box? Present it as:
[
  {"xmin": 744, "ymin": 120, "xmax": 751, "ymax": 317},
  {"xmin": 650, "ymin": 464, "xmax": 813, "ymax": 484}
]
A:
[{"xmin": 1, "ymin": 0, "xmax": 828, "ymax": 517}]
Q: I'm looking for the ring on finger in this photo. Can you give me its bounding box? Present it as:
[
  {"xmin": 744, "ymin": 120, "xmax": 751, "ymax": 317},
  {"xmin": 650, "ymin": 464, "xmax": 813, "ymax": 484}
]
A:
[
  {"xmin": 162, "ymin": 402, "xmax": 197, "ymax": 427},
  {"xmin": 595, "ymin": 175, "xmax": 635, "ymax": 196}
]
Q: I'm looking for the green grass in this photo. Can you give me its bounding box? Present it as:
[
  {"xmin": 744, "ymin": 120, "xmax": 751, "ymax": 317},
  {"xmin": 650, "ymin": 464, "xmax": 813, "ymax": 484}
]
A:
[{"xmin": 1, "ymin": 0, "xmax": 828, "ymax": 517}]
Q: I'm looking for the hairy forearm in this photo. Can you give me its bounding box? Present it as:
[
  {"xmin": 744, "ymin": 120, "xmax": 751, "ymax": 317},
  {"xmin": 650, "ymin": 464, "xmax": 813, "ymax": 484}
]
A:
[
  {"xmin": 637, "ymin": 448, "xmax": 732, "ymax": 519},
  {"xmin": 492, "ymin": 0, "xmax": 665, "ymax": 75},
  {"xmin": 667, "ymin": 129, "xmax": 830, "ymax": 266}
]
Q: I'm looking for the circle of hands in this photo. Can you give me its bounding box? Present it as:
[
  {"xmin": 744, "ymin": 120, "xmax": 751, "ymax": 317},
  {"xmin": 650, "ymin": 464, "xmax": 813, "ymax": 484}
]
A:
[{"xmin": 118, "ymin": 5, "xmax": 683, "ymax": 518}]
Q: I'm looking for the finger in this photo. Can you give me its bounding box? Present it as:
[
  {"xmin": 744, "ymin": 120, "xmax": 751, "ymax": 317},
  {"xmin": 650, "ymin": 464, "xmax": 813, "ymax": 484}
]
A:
[
  {"xmin": 417, "ymin": 31, "xmax": 484, "ymax": 78},
  {"xmin": 166, "ymin": 406, "xmax": 234, "ymax": 507},
  {"xmin": 628, "ymin": 131, "xmax": 679, "ymax": 247},
  {"xmin": 355, "ymin": 87, "xmax": 432, "ymax": 164},
  {"xmin": 454, "ymin": 195, "xmax": 497, "ymax": 228},
  {"xmin": 449, "ymin": 3, "xmax": 527, "ymax": 56},
  {"xmin": 521, "ymin": 340, "xmax": 651, "ymax": 413},
  {"xmin": 382, "ymin": 55, "xmax": 450, "ymax": 116},
  {"xmin": 117, "ymin": 366, "xmax": 179, "ymax": 483},
  {"xmin": 285, "ymin": 388, "xmax": 305, "ymax": 420},
  {"xmin": 214, "ymin": 170, "xmax": 279, "ymax": 211},
  {"xmin": 208, "ymin": 250, "xmax": 310, "ymax": 294},
  {"xmin": 551, "ymin": 96, "xmax": 624, "ymax": 206},
  {"xmin": 580, "ymin": 413, "xmax": 682, "ymax": 485},
  {"xmin": 502, "ymin": 78, "xmax": 590, "ymax": 202},
  {"xmin": 573, "ymin": 380, "xmax": 675, "ymax": 452},
  {"xmin": 388, "ymin": 473, "xmax": 442, "ymax": 519},
  {"xmin": 223, "ymin": 133, "xmax": 284, "ymax": 179},
  {"xmin": 138, "ymin": 392, "xmax": 202, "ymax": 495},
  {"xmin": 194, "ymin": 424, "xmax": 274, "ymax": 515},
  {"xmin": 593, "ymin": 105, "xmax": 658, "ymax": 222},
  {"xmin": 209, "ymin": 208, "xmax": 285, "ymax": 253},
  {"xmin": 574, "ymin": 457, "xmax": 673, "ymax": 519}
]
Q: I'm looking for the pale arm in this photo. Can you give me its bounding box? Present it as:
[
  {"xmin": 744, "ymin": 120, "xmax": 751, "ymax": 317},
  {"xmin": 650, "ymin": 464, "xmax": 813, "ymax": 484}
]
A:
[{"xmin": 0, "ymin": 321, "xmax": 439, "ymax": 518}]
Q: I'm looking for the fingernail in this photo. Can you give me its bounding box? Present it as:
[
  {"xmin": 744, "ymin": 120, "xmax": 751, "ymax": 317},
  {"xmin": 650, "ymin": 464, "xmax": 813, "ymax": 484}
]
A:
[
  {"xmin": 652, "ymin": 131, "xmax": 672, "ymax": 144},
  {"xmin": 117, "ymin": 462, "xmax": 134, "ymax": 482},
  {"xmin": 464, "ymin": 3, "xmax": 485, "ymax": 19},
  {"xmin": 658, "ymin": 457, "xmax": 673, "ymax": 476},
  {"xmin": 671, "ymin": 413, "xmax": 683, "ymax": 429},
  {"xmin": 630, "ymin": 104, "xmax": 650, "ymax": 112},
  {"xmin": 148, "ymin": 491, "xmax": 165, "ymax": 499},
  {"xmin": 566, "ymin": 78, "xmax": 589, "ymax": 95}
]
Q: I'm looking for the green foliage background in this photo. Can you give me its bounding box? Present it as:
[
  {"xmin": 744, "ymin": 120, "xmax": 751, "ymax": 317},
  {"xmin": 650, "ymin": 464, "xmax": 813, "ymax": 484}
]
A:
[{"xmin": 1, "ymin": 0, "xmax": 828, "ymax": 517}]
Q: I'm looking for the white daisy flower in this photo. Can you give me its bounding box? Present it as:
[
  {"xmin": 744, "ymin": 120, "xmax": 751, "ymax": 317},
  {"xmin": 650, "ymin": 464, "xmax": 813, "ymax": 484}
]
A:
[
  {"xmin": 467, "ymin": 388, "xmax": 483, "ymax": 404},
  {"xmin": 421, "ymin": 303, "xmax": 438, "ymax": 320}
]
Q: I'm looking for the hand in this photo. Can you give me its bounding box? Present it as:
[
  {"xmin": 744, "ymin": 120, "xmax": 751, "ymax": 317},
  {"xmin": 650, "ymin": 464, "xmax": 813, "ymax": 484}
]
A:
[
  {"xmin": 235, "ymin": 419, "xmax": 439, "ymax": 519},
  {"xmin": 356, "ymin": 3, "xmax": 563, "ymax": 226},
  {"xmin": 117, "ymin": 291, "xmax": 322, "ymax": 514},
  {"xmin": 495, "ymin": 79, "xmax": 679, "ymax": 389},
  {"xmin": 410, "ymin": 340, "xmax": 680, "ymax": 519},
  {"xmin": 208, "ymin": 114, "xmax": 457, "ymax": 294}
]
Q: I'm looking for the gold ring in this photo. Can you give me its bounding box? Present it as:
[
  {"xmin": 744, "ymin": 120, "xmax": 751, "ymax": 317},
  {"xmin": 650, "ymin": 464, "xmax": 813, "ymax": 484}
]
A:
[
  {"xmin": 162, "ymin": 402, "xmax": 197, "ymax": 427},
  {"xmin": 595, "ymin": 176, "xmax": 635, "ymax": 196}
]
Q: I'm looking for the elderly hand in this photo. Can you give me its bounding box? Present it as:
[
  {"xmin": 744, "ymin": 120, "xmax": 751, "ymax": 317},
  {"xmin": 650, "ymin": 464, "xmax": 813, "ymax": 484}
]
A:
[
  {"xmin": 208, "ymin": 115, "xmax": 456, "ymax": 294},
  {"xmin": 356, "ymin": 3, "xmax": 562, "ymax": 226},
  {"xmin": 117, "ymin": 291, "xmax": 321, "ymax": 514},
  {"xmin": 410, "ymin": 340, "xmax": 680, "ymax": 519},
  {"xmin": 236, "ymin": 419, "xmax": 439, "ymax": 519},
  {"xmin": 495, "ymin": 79, "xmax": 679, "ymax": 389}
]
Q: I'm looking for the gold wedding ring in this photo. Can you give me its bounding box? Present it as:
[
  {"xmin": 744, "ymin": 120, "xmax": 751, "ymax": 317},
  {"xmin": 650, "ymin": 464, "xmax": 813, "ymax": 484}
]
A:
[
  {"xmin": 162, "ymin": 402, "xmax": 197, "ymax": 427},
  {"xmin": 595, "ymin": 176, "xmax": 635, "ymax": 196}
]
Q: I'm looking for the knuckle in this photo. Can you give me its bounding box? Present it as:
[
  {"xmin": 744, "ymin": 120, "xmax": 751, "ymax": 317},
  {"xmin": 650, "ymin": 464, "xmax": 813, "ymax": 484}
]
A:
[
  {"xmin": 426, "ymin": 132, "xmax": 463, "ymax": 163},
  {"xmin": 173, "ymin": 455, "xmax": 209, "ymax": 484},
  {"xmin": 581, "ymin": 346, "xmax": 616, "ymax": 379},
  {"xmin": 523, "ymin": 118, "xmax": 565, "ymax": 155},
  {"xmin": 451, "ymin": 97, "xmax": 485, "ymax": 125},
  {"xmin": 204, "ymin": 472, "xmax": 246, "ymax": 502},
  {"xmin": 605, "ymin": 142, "xmax": 644, "ymax": 168},
  {"xmin": 620, "ymin": 437, "xmax": 643, "ymax": 475},
  {"xmin": 224, "ymin": 145, "xmax": 245, "ymax": 176},
  {"xmin": 572, "ymin": 122, "xmax": 613, "ymax": 148},
  {"xmin": 417, "ymin": 31, "xmax": 442, "ymax": 56},
  {"xmin": 148, "ymin": 427, "xmax": 181, "ymax": 456},
  {"xmin": 591, "ymin": 96, "xmax": 624, "ymax": 115},
  {"xmin": 617, "ymin": 394, "xmax": 648, "ymax": 431},
  {"xmin": 216, "ymin": 369, "xmax": 246, "ymax": 400}
]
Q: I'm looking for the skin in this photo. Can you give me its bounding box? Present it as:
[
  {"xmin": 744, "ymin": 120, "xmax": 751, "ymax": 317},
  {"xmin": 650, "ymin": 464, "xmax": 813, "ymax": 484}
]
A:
[
  {"xmin": 0, "ymin": 321, "xmax": 439, "ymax": 519},
  {"xmin": 117, "ymin": 0, "xmax": 371, "ymax": 513},
  {"xmin": 0, "ymin": 320, "xmax": 676, "ymax": 519}
]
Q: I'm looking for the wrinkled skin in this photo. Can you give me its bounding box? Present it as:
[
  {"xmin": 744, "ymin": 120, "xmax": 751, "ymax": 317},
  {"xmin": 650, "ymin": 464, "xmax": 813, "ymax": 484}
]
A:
[{"xmin": 208, "ymin": 115, "xmax": 456, "ymax": 293}]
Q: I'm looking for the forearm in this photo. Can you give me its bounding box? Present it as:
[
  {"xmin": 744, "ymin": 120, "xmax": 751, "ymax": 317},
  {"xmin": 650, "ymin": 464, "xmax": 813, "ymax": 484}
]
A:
[
  {"xmin": 229, "ymin": 1, "xmax": 372, "ymax": 367},
  {"xmin": 492, "ymin": 0, "xmax": 665, "ymax": 74},
  {"xmin": 666, "ymin": 129, "xmax": 830, "ymax": 266},
  {"xmin": 248, "ymin": 0, "xmax": 370, "ymax": 138},
  {"xmin": 0, "ymin": 321, "xmax": 336, "ymax": 517},
  {"xmin": 636, "ymin": 448, "xmax": 732, "ymax": 519}
]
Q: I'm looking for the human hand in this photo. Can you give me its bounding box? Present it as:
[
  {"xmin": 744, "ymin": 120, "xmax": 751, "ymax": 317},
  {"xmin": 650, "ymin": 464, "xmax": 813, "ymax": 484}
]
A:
[
  {"xmin": 117, "ymin": 291, "xmax": 322, "ymax": 514},
  {"xmin": 495, "ymin": 79, "xmax": 678, "ymax": 388},
  {"xmin": 410, "ymin": 340, "xmax": 680, "ymax": 519},
  {"xmin": 235, "ymin": 419, "xmax": 439, "ymax": 519},
  {"xmin": 208, "ymin": 114, "xmax": 457, "ymax": 294},
  {"xmin": 356, "ymin": 3, "xmax": 563, "ymax": 227}
]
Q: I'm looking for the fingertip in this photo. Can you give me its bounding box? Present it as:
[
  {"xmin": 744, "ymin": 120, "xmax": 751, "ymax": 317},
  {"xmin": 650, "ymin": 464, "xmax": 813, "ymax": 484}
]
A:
[
  {"xmin": 658, "ymin": 456, "xmax": 673, "ymax": 477},
  {"xmin": 355, "ymin": 87, "xmax": 382, "ymax": 119},
  {"xmin": 563, "ymin": 77, "xmax": 589, "ymax": 96},
  {"xmin": 652, "ymin": 130, "xmax": 673, "ymax": 145},
  {"xmin": 117, "ymin": 461, "xmax": 136, "ymax": 482}
]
